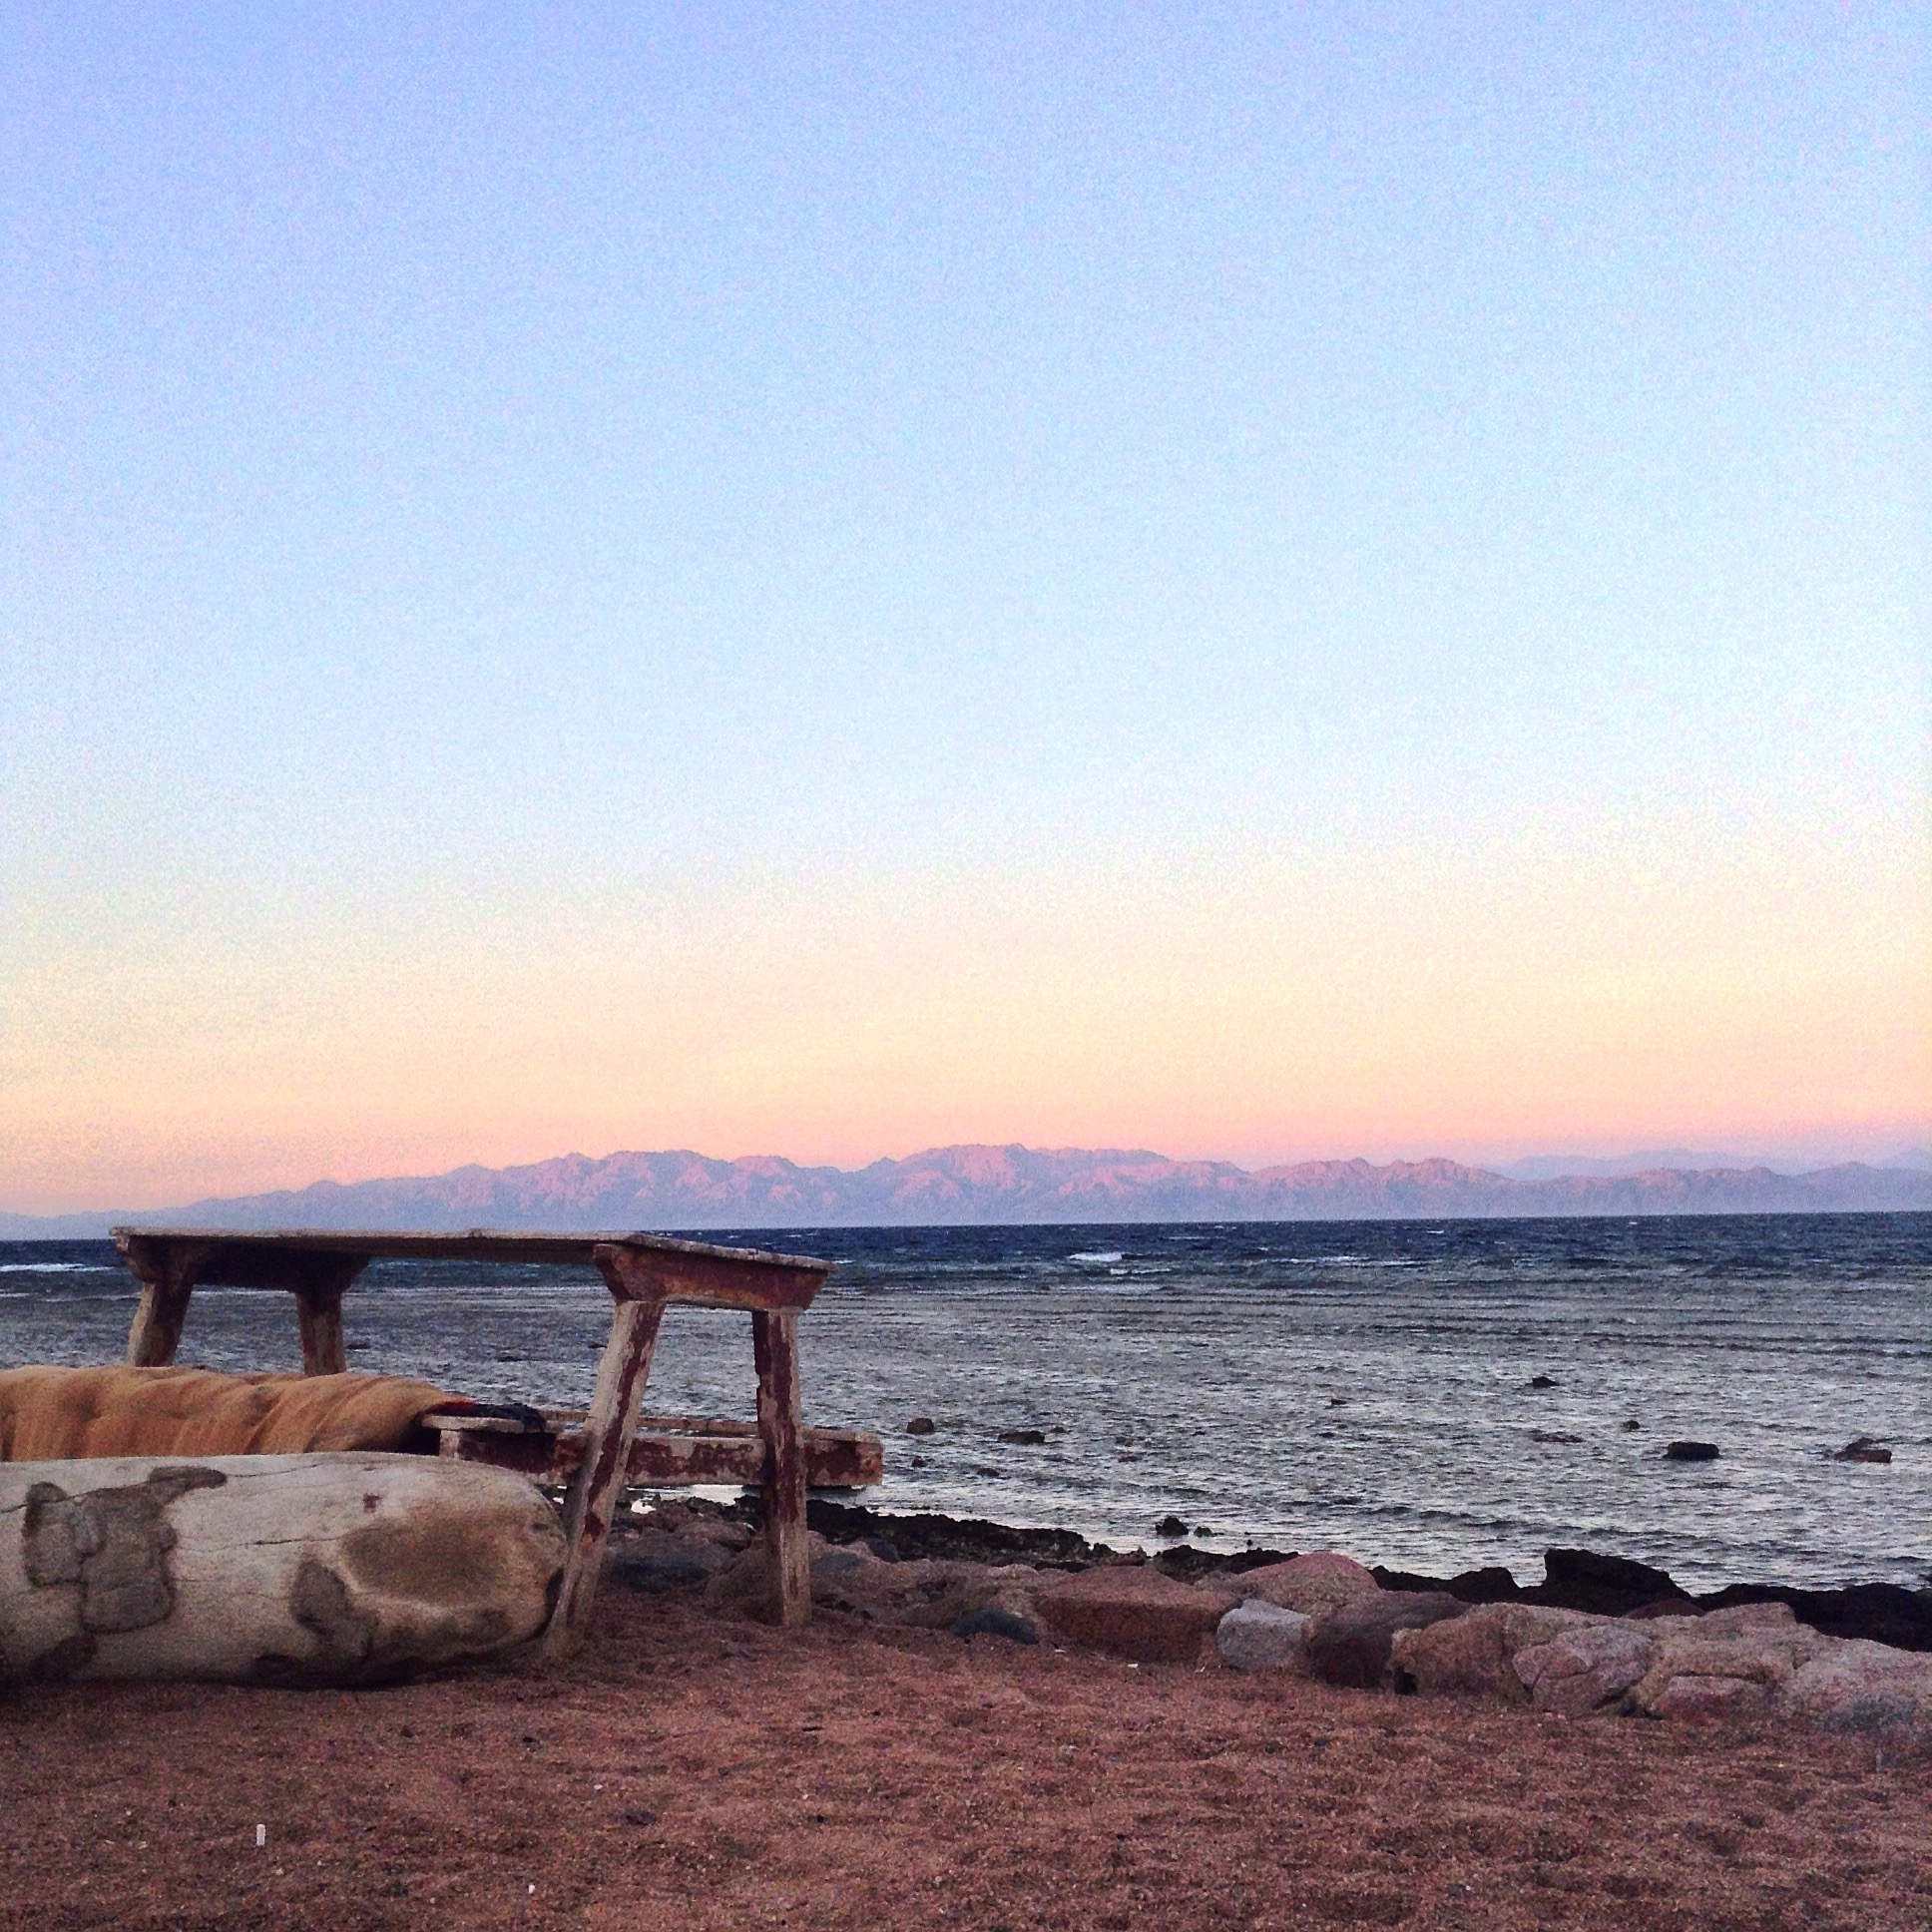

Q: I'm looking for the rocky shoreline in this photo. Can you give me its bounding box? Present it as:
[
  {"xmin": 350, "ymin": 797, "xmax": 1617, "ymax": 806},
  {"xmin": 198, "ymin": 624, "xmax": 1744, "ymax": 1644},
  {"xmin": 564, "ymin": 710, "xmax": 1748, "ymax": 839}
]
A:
[
  {"xmin": 793, "ymin": 1499, "xmax": 1932, "ymax": 1651},
  {"xmin": 604, "ymin": 1496, "xmax": 1932, "ymax": 1752}
]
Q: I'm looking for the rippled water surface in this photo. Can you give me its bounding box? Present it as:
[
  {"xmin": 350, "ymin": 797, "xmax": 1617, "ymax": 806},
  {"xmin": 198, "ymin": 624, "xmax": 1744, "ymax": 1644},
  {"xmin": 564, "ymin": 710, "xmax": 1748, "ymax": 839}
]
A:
[{"xmin": 2, "ymin": 1215, "xmax": 1925, "ymax": 1591}]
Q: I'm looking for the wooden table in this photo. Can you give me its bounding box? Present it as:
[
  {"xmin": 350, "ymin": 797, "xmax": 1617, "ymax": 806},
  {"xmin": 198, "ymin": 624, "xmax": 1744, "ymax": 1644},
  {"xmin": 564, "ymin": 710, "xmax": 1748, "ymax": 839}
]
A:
[{"xmin": 110, "ymin": 1227, "xmax": 880, "ymax": 1646}]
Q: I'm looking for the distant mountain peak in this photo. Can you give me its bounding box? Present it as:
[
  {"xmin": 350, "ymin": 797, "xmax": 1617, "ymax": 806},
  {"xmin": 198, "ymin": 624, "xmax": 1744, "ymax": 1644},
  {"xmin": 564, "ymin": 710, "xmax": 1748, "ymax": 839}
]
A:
[{"xmin": 8, "ymin": 1140, "xmax": 1926, "ymax": 1237}]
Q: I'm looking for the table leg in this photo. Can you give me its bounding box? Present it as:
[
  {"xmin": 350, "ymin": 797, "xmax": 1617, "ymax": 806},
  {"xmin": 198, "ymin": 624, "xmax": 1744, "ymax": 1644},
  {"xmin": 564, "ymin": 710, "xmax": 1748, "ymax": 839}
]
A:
[
  {"xmin": 293, "ymin": 1259, "xmax": 364, "ymax": 1375},
  {"xmin": 753, "ymin": 1307, "xmax": 810, "ymax": 1627},
  {"xmin": 125, "ymin": 1241, "xmax": 214, "ymax": 1367},
  {"xmin": 543, "ymin": 1290, "xmax": 668, "ymax": 1656}
]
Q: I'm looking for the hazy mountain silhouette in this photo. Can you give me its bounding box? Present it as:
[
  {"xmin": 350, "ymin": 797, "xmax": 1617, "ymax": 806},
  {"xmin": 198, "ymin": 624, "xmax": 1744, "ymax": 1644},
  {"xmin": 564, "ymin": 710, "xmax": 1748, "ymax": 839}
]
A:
[
  {"xmin": 1500, "ymin": 1146, "xmax": 1932, "ymax": 1181},
  {"xmin": 1497, "ymin": 1149, "xmax": 1749, "ymax": 1181},
  {"xmin": 6, "ymin": 1143, "xmax": 1926, "ymax": 1235}
]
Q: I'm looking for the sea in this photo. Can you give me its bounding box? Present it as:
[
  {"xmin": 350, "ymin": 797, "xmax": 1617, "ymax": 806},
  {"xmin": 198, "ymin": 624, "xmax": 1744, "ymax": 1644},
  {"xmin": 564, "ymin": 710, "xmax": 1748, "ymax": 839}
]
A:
[{"xmin": 2, "ymin": 1213, "xmax": 1925, "ymax": 1594}]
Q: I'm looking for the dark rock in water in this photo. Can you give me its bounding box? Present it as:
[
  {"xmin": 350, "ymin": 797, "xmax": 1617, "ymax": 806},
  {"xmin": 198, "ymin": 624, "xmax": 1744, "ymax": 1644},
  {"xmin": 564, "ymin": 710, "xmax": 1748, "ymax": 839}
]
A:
[
  {"xmin": 1530, "ymin": 1429, "xmax": 1582, "ymax": 1444},
  {"xmin": 972, "ymin": 1464, "xmax": 1000, "ymax": 1477},
  {"xmin": 1372, "ymin": 1564, "xmax": 1522, "ymax": 1605},
  {"xmin": 606, "ymin": 1552, "xmax": 714, "ymax": 1596},
  {"xmin": 997, "ymin": 1428, "xmax": 1047, "ymax": 1446},
  {"xmin": 1305, "ymin": 1592, "xmax": 1465, "ymax": 1690},
  {"xmin": 1155, "ymin": 1514, "xmax": 1189, "ymax": 1539},
  {"xmin": 1528, "ymin": 1375, "xmax": 1558, "ymax": 1389},
  {"xmin": 1695, "ymin": 1581, "xmax": 1932, "ymax": 1653},
  {"xmin": 951, "ymin": 1606, "xmax": 1039, "ymax": 1645},
  {"xmin": 1152, "ymin": 1544, "xmax": 1297, "ymax": 1583},
  {"xmin": 1665, "ymin": 1440, "xmax": 1720, "ymax": 1461},
  {"xmin": 1533, "ymin": 1548, "xmax": 1690, "ymax": 1617},
  {"xmin": 1192, "ymin": 1525, "xmax": 1216, "ymax": 1539},
  {"xmin": 905, "ymin": 1417, "xmax": 936, "ymax": 1436},
  {"xmin": 1833, "ymin": 1436, "xmax": 1892, "ymax": 1464},
  {"xmin": 803, "ymin": 1499, "xmax": 1112, "ymax": 1570},
  {"xmin": 1622, "ymin": 1419, "xmax": 1642, "ymax": 1431},
  {"xmin": 1451, "ymin": 1565, "xmax": 1524, "ymax": 1603}
]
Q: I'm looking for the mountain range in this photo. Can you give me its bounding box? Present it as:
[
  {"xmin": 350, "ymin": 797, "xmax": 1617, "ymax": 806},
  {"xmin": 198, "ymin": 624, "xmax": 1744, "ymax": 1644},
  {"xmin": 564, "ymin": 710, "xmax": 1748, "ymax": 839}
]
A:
[
  {"xmin": 1494, "ymin": 1146, "xmax": 1932, "ymax": 1182},
  {"xmin": 4, "ymin": 1143, "xmax": 1928, "ymax": 1236}
]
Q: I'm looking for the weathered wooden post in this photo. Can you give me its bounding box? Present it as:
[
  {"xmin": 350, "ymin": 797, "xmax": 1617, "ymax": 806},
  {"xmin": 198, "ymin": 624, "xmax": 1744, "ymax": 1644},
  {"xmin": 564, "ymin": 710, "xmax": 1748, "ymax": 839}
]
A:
[
  {"xmin": 584, "ymin": 1236, "xmax": 825, "ymax": 1632},
  {"xmin": 542, "ymin": 1251, "xmax": 671, "ymax": 1654},
  {"xmin": 122, "ymin": 1236, "xmax": 215, "ymax": 1368},
  {"xmin": 291, "ymin": 1256, "xmax": 368, "ymax": 1376},
  {"xmin": 752, "ymin": 1308, "xmax": 810, "ymax": 1627}
]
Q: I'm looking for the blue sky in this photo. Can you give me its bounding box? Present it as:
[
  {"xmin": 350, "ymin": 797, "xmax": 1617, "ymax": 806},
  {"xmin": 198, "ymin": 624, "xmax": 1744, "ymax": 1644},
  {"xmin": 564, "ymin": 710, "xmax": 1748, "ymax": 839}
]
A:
[{"xmin": 2, "ymin": 5, "xmax": 1925, "ymax": 1208}]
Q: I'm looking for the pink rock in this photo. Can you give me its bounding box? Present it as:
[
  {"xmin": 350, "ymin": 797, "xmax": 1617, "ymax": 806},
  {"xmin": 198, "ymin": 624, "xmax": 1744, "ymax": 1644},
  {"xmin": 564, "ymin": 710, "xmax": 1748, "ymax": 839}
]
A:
[
  {"xmin": 1231, "ymin": 1552, "xmax": 1380, "ymax": 1620},
  {"xmin": 1391, "ymin": 1604, "xmax": 1605, "ymax": 1702},
  {"xmin": 1783, "ymin": 1640, "xmax": 1932, "ymax": 1739},
  {"xmin": 1685, "ymin": 1601, "xmax": 1806, "ymax": 1638},
  {"xmin": 1627, "ymin": 1604, "xmax": 1829, "ymax": 1717},
  {"xmin": 1650, "ymin": 1675, "xmax": 1774, "ymax": 1722},
  {"xmin": 1037, "ymin": 1566, "xmax": 1239, "ymax": 1664},
  {"xmin": 1514, "ymin": 1623, "xmax": 1656, "ymax": 1716}
]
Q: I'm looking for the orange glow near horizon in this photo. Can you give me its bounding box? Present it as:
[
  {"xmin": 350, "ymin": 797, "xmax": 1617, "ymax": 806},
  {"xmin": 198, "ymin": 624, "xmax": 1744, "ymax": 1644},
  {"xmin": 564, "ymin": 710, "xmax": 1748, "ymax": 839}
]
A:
[{"xmin": 6, "ymin": 819, "xmax": 1926, "ymax": 1213}]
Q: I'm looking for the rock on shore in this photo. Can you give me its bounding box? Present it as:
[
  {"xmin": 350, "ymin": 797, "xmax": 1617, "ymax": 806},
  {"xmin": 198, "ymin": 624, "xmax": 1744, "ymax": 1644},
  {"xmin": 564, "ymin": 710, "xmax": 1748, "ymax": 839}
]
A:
[
  {"xmin": 1035, "ymin": 1566, "xmax": 1239, "ymax": 1664},
  {"xmin": 1215, "ymin": 1601, "xmax": 1309, "ymax": 1672},
  {"xmin": 1393, "ymin": 1598, "xmax": 1932, "ymax": 1743}
]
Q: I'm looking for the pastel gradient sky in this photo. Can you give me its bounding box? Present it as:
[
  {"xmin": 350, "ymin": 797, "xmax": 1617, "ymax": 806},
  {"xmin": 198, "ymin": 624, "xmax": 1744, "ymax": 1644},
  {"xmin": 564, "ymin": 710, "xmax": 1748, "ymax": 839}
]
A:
[{"xmin": 3, "ymin": 5, "xmax": 1926, "ymax": 1211}]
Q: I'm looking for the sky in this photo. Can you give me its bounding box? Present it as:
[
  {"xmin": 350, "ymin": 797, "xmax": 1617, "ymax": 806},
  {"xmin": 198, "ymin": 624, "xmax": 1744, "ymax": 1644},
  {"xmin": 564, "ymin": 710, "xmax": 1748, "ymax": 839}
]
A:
[{"xmin": 2, "ymin": 4, "xmax": 1926, "ymax": 1212}]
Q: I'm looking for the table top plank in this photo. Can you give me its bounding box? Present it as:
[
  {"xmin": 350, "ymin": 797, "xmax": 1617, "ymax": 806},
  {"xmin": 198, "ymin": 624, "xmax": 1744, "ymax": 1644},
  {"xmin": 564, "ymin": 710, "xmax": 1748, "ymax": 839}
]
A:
[
  {"xmin": 111, "ymin": 1226, "xmax": 832, "ymax": 1271},
  {"xmin": 111, "ymin": 1226, "xmax": 835, "ymax": 1310}
]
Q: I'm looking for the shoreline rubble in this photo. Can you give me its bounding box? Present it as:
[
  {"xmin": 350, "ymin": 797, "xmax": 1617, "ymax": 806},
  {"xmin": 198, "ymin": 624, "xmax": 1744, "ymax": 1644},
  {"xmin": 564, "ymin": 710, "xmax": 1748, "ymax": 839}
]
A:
[
  {"xmin": 610, "ymin": 1494, "xmax": 1932, "ymax": 1751},
  {"xmin": 795, "ymin": 1497, "xmax": 1932, "ymax": 1650}
]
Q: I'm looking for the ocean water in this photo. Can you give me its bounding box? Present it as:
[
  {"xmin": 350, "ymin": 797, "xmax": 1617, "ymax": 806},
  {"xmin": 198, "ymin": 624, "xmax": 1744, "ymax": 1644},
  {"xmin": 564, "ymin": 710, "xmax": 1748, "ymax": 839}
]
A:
[{"xmin": 1, "ymin": 1214, "xmax": 1925, "ymax": 1593}]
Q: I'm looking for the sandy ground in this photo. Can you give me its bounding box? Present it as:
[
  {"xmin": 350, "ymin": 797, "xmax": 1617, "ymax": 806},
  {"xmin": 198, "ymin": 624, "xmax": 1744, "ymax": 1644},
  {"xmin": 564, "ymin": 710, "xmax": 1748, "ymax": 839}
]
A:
[{"xmin": 3, "ymin": 1587, "xmax": 1927, "ymax": 1932}]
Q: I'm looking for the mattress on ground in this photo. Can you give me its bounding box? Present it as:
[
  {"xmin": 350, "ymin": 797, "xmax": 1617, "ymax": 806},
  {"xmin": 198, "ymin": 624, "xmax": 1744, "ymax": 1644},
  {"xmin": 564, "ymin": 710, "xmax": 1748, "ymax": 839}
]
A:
[{"xmin": 0, "ymin": 1365, "xmax": 462, "ymax": 1461}]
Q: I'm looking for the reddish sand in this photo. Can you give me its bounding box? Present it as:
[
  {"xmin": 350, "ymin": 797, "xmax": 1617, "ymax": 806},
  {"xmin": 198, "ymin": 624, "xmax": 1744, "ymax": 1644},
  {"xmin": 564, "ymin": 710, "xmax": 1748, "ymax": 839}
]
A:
[{"xmin": 3, "ymin": 1589, "xmax": 1927, "ymax": 1931}]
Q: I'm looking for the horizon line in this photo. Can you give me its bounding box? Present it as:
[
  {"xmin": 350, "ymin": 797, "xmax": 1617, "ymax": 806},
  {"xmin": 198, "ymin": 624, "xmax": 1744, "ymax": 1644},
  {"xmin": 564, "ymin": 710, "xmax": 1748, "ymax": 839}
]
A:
[{"xmin": 5, "ymin": 1136, "xmax": 1930, "ymax": 1227}]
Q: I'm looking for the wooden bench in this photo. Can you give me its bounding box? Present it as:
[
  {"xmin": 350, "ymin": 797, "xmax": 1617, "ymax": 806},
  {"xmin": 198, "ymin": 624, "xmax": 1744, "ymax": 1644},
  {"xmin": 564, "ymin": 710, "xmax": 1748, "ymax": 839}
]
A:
[{"xmin": 110, "ymin": 1227, "xmax": 883, "ymax": 1647}]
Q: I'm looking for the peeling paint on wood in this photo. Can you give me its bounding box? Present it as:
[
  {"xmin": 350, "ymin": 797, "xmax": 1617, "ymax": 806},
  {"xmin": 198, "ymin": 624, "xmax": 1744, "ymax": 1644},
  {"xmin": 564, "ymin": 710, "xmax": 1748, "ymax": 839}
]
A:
[
  {"xmin": 2, "ymin": 1454, "xmax": 564, "ymax": 1686},
  {"xmin": 429, "ymin": 1415, "xmax": 883, "ymax": 1488}
]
